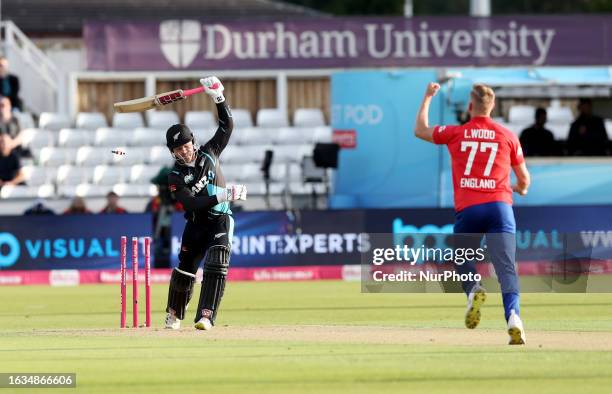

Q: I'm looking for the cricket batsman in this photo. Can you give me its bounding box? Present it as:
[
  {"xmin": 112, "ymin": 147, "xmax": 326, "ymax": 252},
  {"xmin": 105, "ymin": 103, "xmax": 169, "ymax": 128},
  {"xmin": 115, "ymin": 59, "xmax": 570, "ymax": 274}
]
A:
[
  {"xmin": 164, "ymin": 76, "xmax": 246, "ymax": 330},
  {"xmin": 414, "ymin": 82, "xmax": 530, "ymax": 345}
]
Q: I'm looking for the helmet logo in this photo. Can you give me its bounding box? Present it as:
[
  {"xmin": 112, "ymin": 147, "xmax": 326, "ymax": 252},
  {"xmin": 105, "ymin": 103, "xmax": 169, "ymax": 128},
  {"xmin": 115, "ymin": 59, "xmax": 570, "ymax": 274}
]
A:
[{"xmin": 173, "ymin": 132, "xmax": 180, "ymax": 141}]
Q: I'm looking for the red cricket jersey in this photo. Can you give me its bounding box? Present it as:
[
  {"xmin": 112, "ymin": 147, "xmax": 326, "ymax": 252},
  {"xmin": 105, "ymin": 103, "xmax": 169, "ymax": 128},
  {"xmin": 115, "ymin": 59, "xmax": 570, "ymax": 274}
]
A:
[{"xmin": 433, "ymin": 116, "xmax": 525, "ymax": 212}]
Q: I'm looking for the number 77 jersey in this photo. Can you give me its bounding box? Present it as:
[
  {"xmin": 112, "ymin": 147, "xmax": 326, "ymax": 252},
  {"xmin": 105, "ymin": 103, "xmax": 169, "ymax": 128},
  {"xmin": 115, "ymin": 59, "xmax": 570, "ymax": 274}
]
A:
[{"xmin": 433, "ymin": 116, "xmax": 525, "ymax": 212}]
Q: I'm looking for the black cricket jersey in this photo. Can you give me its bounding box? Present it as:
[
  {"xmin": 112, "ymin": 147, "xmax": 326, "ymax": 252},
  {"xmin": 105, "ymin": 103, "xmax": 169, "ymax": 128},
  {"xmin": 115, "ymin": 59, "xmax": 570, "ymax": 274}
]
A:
[{"xmin": 168, "ymin": 102, "xmax": 234, "ymax": 221}]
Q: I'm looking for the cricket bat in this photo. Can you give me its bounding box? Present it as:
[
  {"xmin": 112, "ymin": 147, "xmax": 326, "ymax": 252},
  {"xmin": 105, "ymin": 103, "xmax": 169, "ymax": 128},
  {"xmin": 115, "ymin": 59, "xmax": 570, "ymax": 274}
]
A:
[{"xmin": 113, "ymin": 86, "xmax": 205, "ymax": 113}]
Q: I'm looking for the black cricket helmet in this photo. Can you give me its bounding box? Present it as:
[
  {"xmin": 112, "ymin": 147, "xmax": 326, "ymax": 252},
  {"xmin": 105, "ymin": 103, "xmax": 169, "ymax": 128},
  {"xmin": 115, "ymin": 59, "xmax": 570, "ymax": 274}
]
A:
[{"xmin": 166, "ymin": 124, "xmax": 194, "ymax": 151}]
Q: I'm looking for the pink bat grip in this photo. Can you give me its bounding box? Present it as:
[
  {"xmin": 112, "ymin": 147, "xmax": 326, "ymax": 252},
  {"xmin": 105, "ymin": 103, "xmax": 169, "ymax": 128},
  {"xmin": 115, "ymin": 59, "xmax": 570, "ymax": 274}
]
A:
[{"xmin": 183, "ymin": 86, "xmax": 205, "ymax": 97}]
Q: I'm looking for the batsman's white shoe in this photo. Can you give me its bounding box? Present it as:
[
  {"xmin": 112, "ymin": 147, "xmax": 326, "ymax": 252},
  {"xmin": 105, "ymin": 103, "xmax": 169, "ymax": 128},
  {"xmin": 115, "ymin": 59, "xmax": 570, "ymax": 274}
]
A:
[
  {"xmin": 465, "ymin": 285, "xmax": 487, "ymax": 329},
  {"xmin": 507, "ymin": 310, "xmax": 526, "ymax": 345},
  {"xmin": 164, "ymin": 312, "xmax": 181, "ymax": 330},
  {"xmin": 194, "ymin": 317, "xmax": 213, "ymax": 331}
]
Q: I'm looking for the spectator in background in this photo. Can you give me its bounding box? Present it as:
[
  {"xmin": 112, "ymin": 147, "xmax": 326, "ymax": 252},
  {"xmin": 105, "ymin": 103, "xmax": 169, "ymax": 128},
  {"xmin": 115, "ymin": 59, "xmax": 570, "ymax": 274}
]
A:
[
  {"xmin": 567, "ymin": 98, "xmax": 609, "ymax": 156},
  {"xmin": 63, "ymin": 196, "xmax": 92, "ymax": 215},
  {"xmin": 519, "ymin": 108, "xmax": 556, "ymax": 156},
  {"xmin": 0, "ymin": 133, "xmax": 25, "ymax": 189},
  {"xmin": 99, "ymin": 191, "xmax": 128, "ymax": 214},
  {"xmin": 0, "ymin": 96, "xmax": 29, "ymax": 158},
  {"xmin": 146, "ymin": 167, "xmax": 183, "ymax": 268},
  {"xmin": 0, "ymin": 57, "xmax": 22, "ymax": 111},
  {"xmin": 24, "ymin": 198, "xmax": 55, "ymax": 215}
]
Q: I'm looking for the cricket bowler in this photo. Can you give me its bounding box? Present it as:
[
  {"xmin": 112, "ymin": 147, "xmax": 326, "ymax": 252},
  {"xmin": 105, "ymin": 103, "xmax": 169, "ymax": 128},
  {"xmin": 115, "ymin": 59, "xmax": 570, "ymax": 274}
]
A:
[
  {"xmin": 164, "ymin": 76, "xmax": 246, "ymax": 330},
  {"xmin": 414, "ymin": 82, "xmax": 530, "ymax": 345}
]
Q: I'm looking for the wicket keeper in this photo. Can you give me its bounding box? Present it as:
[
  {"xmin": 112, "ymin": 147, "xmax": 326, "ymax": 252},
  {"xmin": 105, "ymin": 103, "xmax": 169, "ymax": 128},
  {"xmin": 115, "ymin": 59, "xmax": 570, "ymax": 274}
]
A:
[
  {"xmin": 164, "ymin": 76, "xmax": 246, "ymax": 330},
  {"xmin": 414, "ymin": 82, "xmax": 530, "ymax": 345}
]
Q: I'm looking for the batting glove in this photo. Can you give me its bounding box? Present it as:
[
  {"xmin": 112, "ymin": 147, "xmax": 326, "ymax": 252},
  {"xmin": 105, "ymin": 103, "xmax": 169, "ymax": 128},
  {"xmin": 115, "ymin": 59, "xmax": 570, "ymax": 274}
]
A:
[
  {"xmin": 200, "ymin": 76, "xmax": 225, "ymax": 103},
  {"xmin": 217, "ymin": 184, "xmax": 247, "ymax": 202}
]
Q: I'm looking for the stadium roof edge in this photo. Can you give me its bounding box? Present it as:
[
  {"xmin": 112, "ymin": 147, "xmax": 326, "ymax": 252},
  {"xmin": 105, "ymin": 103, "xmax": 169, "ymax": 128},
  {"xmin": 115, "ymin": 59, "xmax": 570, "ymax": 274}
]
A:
[
  {"xmin": 445, "ymin": 66, "xmax": 612, "ymax": 86},
  {"xmin": 1, "ymin": 0, "xmax": 329, "ymax": 36}
]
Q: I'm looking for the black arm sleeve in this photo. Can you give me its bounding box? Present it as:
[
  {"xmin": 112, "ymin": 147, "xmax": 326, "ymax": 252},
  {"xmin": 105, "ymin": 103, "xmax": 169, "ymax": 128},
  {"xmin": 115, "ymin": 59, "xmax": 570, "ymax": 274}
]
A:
[
  {"xmin": 168, "ymin": 173, "xmax": 220, "ymax": 212},
  {"xmin": 173, "ymin": 188, "xmax": 220, "ymax": 212},
  {"xmin": 204, "ymin": 102, "xmax": 234, "ymax": 156}
]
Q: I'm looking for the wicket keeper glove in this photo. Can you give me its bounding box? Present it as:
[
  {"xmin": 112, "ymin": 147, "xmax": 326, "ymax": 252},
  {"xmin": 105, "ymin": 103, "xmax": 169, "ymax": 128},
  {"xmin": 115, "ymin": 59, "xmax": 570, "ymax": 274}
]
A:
[
  {"xmin": 217, "ymin": 184, "xmax": 247, "ymax": 202},
  {"xmin": 200, "ymin": 76, "xmax": 225, "ymax": 103}
]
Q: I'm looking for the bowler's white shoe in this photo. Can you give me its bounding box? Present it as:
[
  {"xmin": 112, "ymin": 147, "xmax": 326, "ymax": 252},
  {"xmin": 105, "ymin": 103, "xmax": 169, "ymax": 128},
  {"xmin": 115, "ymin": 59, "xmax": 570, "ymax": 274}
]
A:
[
  {"xmin": 465, "ymin": 285, "xmax": 487, "ymax": 329},
  {"xmin": 507, "ymin": 310, "xmax": 526, "ymax": 345},
  {"xmin": 164, "ymin": 312, "xmax": 181, "ymax": 330},
  {"xmin": 194, "ymin": 317, "xmax": 213, "ymax": 331}
]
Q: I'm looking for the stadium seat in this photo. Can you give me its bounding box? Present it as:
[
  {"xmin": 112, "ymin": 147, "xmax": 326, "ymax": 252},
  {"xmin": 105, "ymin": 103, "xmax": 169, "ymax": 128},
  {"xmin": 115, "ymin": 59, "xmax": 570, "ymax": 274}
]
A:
[
  {"xmin": 272, "ymin": 145, "xmax": 312, "ymax": 163},
  {"xmin": 222, "ymin": 163, "xmax": 262, "ymax": 183},
  {"xmin": 93, "ymin": 165, "xmax": 128, "ymax": 185},
  {"xmin": 56, "ymin": 184, "xmax": 78, "ymax": 198},
  {"xmin": 242, "ymin": 182, "xmax": 266, "ymax": 195},
  {"xmin": 273, "ymin": 127, "xmax": 315, "ymax": 145},
  {"xmin": 147, "ymin": 110, "xmax": 179, "ymax": 128},
  {"xmin": 222, "ymin": 144, "xmax": 269, "ymax": 164},
  {"xmin": 290, "ymin": 181, "xmax": 312, "ymax": 194},
  {"xmin": 111, "ymin": 147, "xmax": 147, "ymax": 166},
  {"xmin": 56, "ymin": 165, "xmax": 95, "ymax": 185},
  {"xmin": 291, "ymin": 181, "xmax": 326, "ymax": 195},
  {"xmin": 221, "ymin": 163, "xmax": 244, "ymax": 181},
  {"xmin": 498, "ymin": 121, "xmax": 522, "ymax": 137},
  {"xmin": 270, "ymin": 162, "xmax": 302, "ymax": 182},
  {"xmin": 148, "ymin": 146, "xmax": 174, "ymax": 166},
  {"xmin": 293, "ymin": 108, "xmax": 326, "ymax": 127},
  {"xmin": 57, "ymin": 128, "xmax": 96, "ymax": 147},
  {"xmin": 75, "ymin": 183, "xmax": 111, "ymax": 198},
  {"xmin": 130, "ymin": 164, "xmax": 163, "ymax": 183},
  {"xmin": 236, "ymin": 127, "xmax": 275, "ymax": 145},
  {"xmin": 38, "ymin": 147, "xmax": 77, "ymax": 166},
  {"xmin": 192, "ymin": 127, "xmax": 215, "ymax": 144},
  {"xmin": 185, "ymin": 111, "xmax": 216, "ymax": 130},
  {"xmin": 22, "ymin": 165, "xmax": 56, "ymax": 186},
  {"xmin": 38, "ymin": 112, "xmax": 72, "ymax": 131},
  {"xmin": 313, "ymin": 126, "xmax": 333, "ymax": 143},
  {"xmin": 14, "ymin": 112, "xmax": 35, "ymax": 129},
  {"xmin": 76, "ymin": 112, "xmax": 108, "ymax": 129},
  {"xmin": 57, "ymin": 183, "xmax": 107, "ymax": 198},
  {"xmin": 262, "ymin": 180, "xmax": 290, "ymax": 195},
  {"xmin": 21, "ymin": 129, "xmax": 56, "ymax": 150},
  {"xmin": 113, "ymin": 183, "xmax": 157, "ymax": 197},
  {"xmin": 5, "ymin": 184, "xmax": 56, "ymax": 199},
  {"xmin": 288, "ymin": 182, "xmax": 311, "ymax": 195},
  {"xmin": 0, "ymin": 184, "xmax": 39, "ymax": 199},
  {"xmin": 36, "ymin": 184, "xmax": 56, "ymax": 198},
  {"xmin": 76, "ymin": 147, "xmax": 111, "ymax": 166},
  {"xmin": 256, "ymin": 109, "xmax": 289, "ymax": 127},
  {"xmin": 269, "ymin": 145, "xmax": 294, "ymax": 163},
  {"xmin": 129, "ymin": 127, "xmax": 166, "ymax": 147},
  {"xmin": 232, "ymin": 109, "xmax": 254, "ymax": 128},
  {"xmin": 1, "ymin": 184, "xmax": 55, "ymax": 199},
  {"xmin": 238, "ymin": 163, "xmax": 262, "ymax": 182},
  {"xmin": 112, "ymin": 112, "xmax": 144, "ymax": 129},
  {"xmin": 95, "ymin": 127, "xmax": 130, "ymax": 147},
  {"xmin": 546, "ymin": 106, "xmax": 573, "ymax": 125},
  {"xmin": 548, "ymin": 124, "xmax": 570, "ymax": 141},
  {"xmin": 508, "ymin": 105, "xmax": 535, "ymax": 124}
]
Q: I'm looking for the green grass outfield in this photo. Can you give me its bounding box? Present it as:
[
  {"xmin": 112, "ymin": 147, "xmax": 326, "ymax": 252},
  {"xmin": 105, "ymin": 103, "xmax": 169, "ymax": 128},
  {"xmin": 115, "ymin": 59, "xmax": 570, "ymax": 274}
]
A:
[{"xmin": 0, "ymin": 281, "xmax": 611, "ymax": 393}]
